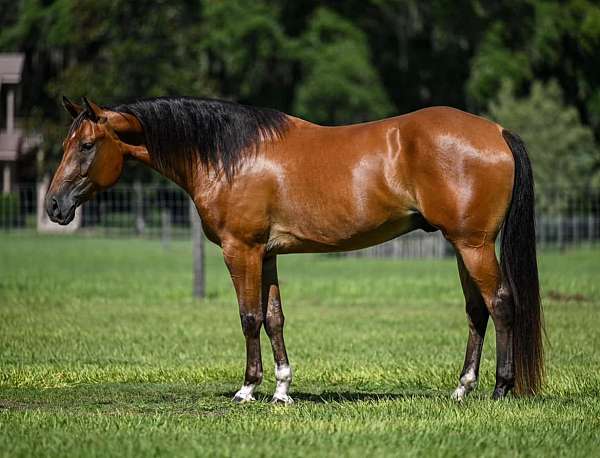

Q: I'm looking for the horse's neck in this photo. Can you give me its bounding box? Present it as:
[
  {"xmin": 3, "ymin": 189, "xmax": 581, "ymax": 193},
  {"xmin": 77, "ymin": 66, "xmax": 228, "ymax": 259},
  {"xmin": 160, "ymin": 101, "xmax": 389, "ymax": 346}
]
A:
[
  {"xmin": 127, "ymin": 144, "xmax": 152, "ymax": 166},
  {"xmin": 125, "ymin": 143, "xmax": 196, "ymax": 194}
]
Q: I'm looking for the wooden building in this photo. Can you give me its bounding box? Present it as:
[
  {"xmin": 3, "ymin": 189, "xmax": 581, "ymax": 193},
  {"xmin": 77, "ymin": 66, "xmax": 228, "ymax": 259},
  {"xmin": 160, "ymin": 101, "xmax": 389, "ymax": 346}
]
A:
[{"xmin": 0, "ymin": 53, "xmax": 26, "ymax": 194}]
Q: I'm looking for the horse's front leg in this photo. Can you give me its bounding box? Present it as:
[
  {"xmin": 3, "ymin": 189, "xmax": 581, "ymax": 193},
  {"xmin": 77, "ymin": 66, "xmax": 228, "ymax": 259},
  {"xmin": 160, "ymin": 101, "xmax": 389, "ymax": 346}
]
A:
[{"xmin": 224, "ymin": 241, "xmax": 265, "ymax": 403}]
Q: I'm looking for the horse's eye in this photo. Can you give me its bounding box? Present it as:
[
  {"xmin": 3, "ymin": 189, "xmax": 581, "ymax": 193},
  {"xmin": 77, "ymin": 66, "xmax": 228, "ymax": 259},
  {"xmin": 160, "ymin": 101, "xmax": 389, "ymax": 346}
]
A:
[{"xmin": 81, "ymin": 142, "xmax": 94, "ymax": 151}]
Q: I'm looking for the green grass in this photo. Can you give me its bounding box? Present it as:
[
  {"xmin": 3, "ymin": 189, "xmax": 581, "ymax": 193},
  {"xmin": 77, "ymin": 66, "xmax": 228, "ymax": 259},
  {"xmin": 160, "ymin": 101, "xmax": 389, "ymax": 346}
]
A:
[{"xmin": 1, "ymin": 234, "xmax": 599, "ymax": 457}]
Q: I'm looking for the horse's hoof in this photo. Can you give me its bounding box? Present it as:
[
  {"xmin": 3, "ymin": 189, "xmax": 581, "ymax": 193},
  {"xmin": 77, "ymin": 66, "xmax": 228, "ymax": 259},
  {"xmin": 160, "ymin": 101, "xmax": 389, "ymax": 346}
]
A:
[
  {"xmin": 492, "ymin": 388, "xmax": 507, "ymax": 400},
  {"xmin": 451, "ymin": 386, "xmax": 467, "ymax": 402},
  {"xmin": 232, "ymin": 394, "xmax": 255, "ymax": 403},
  {"xmin": 232, "ymin": 391, "xmax": 256, "ymax": 403},
  {"xmin": 271, "ymin": 394, "xmax": 294, "ymax": 405}
]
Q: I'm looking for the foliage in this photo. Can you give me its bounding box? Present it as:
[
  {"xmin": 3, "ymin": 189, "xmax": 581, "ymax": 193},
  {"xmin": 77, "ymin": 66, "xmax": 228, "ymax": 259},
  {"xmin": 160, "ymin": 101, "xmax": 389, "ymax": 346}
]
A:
[
  {"xmin": 466, "ymin": 0, "xmax": 600, "ymax": 136},
  {"xmin": 467, "ymin": 23, "xmax": 532, "ymax": 109},
  {"xmin": 0, "ymin": 192, "xmax": 20, "ymax": 226},
  {"xmin": 293, "ymin": 8, "xmax": 394, "ymax": 124},
  {"xmin": 199, "ymin": 0, "xmax": 293, "ymax": 109},
  {"xmin": 0, "ymin": 0, "xmax": 599, "ymax": 182},
  {"xmin": 1, "ymin": 235, "xmax": 600, "ymax": 456},
  {"xmin": 488, "ymin": 80, "xmax": 598, "ymax": 207}
]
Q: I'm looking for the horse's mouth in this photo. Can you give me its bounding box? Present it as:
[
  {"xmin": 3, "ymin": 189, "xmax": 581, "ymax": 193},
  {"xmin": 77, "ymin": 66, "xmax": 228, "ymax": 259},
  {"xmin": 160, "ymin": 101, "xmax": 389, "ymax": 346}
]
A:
[
  {"xmin": 46, "ymin": 191, "xmax": 85, "ymax": 225},
  {"xmin": 47, "ymin": 200, "xmax": 77, "ymax": 225},
  {"xmin": 57, "ymin": 204, "xmax": 77, "ymax": 225},
  {"xmin": 47, "ymin": 181, "xmax": 94, "ymax": 225}
]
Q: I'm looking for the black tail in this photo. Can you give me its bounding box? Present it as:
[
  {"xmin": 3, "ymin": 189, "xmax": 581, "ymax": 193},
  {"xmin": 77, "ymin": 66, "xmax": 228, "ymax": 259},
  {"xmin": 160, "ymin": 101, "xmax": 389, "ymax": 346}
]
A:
[{"xmin": 501, "ymin": 129, "xmax": 545, "ymax": 395}]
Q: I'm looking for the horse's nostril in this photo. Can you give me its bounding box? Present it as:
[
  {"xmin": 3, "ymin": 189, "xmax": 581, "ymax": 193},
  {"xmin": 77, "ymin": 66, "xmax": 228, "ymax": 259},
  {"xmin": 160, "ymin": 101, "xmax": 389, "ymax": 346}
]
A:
[{"xmin": 51, "ymin": 197, "xmax": 60, "ymax": 217}]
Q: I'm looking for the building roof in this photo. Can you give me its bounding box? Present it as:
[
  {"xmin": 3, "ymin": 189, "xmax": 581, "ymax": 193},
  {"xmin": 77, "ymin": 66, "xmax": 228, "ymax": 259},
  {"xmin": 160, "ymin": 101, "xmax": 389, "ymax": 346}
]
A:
[{"xmin": 0, "ymin": 53, "xmax": 25, "ymax": 85}]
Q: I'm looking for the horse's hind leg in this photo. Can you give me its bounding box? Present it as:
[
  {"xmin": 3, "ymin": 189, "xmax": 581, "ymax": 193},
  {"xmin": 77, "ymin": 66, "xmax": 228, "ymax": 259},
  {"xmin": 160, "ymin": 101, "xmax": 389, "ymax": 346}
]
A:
[
  {"xmin": 451, "ymin": 238, "xmax": 515, "ymax": 399},
  {"xmin": 262, "ymin": 256, "xmax": 293, "ymax": 404},
  {"xmin": 451, "ymin": 254, "xmax": 490, "ymax": 401}
]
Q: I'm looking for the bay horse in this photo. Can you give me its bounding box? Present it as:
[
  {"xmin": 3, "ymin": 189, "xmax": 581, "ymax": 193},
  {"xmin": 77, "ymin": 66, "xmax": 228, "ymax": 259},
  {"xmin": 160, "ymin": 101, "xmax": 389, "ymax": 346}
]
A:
[{"xmin": 47, "ymin": 96, "xmax": 544, "ymax": 404}]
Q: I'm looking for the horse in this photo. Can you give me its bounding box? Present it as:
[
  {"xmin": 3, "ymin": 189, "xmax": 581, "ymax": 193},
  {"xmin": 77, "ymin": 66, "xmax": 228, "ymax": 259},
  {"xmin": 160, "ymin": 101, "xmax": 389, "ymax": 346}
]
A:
[{"xmin": 46, "ymin": 96, "xmax": 544, "ymax": 404}]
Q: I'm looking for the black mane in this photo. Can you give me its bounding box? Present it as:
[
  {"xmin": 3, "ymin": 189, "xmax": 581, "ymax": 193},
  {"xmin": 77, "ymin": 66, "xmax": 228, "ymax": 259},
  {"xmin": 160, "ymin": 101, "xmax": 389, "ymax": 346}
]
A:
[
  {"xmin": 120, "ymin": 97, "xmax": 290, "ymax": 179},
  {"xmin": 72, "ymin": 97, "xmax": 290, "ymax": 179}
]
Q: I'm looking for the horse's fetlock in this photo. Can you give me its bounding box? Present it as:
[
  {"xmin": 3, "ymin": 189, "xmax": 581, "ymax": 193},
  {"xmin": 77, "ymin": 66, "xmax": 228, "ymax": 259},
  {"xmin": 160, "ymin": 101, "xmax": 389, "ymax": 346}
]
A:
[
  {"xmin": 247, "ymin": 369, "xmax": 263, "ymax": 386},
  {"xmin": 460, "ymin": 368, "xmax": 477, "ymax": 387},
  {"xmin": 275, "ymin": 364, "xmax": 292, "ymax": 383}
]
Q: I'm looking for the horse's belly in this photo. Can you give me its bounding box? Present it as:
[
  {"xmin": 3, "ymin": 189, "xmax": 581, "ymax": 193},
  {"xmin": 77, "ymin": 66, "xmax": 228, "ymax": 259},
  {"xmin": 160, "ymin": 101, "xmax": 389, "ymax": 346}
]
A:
[{"xmin": 267, "ymin": 213, "xmax": 419, "ymax": 255}]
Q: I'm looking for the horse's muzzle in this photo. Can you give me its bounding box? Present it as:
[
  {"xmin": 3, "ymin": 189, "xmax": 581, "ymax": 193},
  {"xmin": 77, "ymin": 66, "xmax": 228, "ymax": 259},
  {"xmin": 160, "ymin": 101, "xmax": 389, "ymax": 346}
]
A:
[{"xmin": 46, "ymin": 193, "xmax": 77, "ymax": 225}]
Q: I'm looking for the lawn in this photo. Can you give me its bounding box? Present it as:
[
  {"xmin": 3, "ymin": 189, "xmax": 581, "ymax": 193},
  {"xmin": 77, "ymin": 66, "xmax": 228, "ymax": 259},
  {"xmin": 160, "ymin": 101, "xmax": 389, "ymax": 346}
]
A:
[{"xmin": 0, "ymin": 234, "xmax": 599, "ymax": 457}]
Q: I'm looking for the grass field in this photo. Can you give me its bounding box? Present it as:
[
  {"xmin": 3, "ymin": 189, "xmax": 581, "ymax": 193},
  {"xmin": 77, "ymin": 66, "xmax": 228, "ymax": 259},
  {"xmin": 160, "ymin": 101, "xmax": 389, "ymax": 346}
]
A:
[{"xmin": 1, "ymin": 234, "xmax": 599, "ymax": 457}]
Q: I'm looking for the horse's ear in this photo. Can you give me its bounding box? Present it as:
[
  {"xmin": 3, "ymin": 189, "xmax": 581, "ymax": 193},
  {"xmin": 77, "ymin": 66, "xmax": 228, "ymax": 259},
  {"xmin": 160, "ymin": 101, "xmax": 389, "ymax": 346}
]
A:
[
  {"xmin": 81, "ymin": 96, "xmax": 142, "ymax": 135},
  {"xmin": 82, "ymin": 97, "xmax": 105, "ymax": 123},
  {"xmin": 62, "ymin": 96, "xmax": 83, "ymax": 119}
]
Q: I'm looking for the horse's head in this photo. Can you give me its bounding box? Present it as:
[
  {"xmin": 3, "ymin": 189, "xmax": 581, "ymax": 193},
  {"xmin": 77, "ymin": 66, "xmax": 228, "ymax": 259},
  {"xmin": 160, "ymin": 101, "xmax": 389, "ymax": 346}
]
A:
[{"xmin": 46, "ymin": 97, "xmax": 142, "ymax": 225}]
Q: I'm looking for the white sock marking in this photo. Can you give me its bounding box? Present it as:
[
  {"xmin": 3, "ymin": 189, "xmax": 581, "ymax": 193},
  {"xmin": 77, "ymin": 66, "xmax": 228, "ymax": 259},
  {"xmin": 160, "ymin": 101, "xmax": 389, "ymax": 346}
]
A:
[
  {"xmin": 451, "ymin": 368, "xmax": 478, "ymax": 402},
  {"xmin": 233, "ymin": 383, "xmax": 257, "ymax": 402},
  {"xmin": 272, "ymin": 364, "xmax": 293, "ymax": 404}
]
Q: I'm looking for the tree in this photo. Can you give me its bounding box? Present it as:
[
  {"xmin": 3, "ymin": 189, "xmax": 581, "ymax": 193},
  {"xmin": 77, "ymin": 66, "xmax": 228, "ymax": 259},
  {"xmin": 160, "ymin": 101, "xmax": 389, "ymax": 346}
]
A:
[
  {"xmin": 1, "ymin": 0, "xmax": 214, "ymax": 177},
  {"xmin": 1, "ymin": 0, "xmax": 599, "ymax": 179},
  {"xmin": 199, "ymin": 0, "xmax": 294, "ymax": 111},
  {"xmin": 466, "ymin": 22, "xmax": 532, "ymax": 110},
  {"xmin": 43, "ymin": 0, "xmax": 211, "ymax": 100},
  {"xmin": 293, "ymin": 8, "xmax": 393, "ymax": 124},
  {"xmin": 467, "ymin": 0, "xmax": 600, "ymax": 144},
  {"xmin": 487, "ymin": 80, "xmax": 598, "ymax": 210}
]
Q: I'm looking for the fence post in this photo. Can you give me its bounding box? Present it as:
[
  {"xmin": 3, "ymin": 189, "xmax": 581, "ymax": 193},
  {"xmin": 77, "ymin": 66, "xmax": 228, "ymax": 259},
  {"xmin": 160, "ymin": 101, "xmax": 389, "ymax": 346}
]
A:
[
  {"xmin": 189, "ymin": 199, "xmax": 205, "ymax": 298},
  {"xmin": 161, "ymin": 208, "xmax": 172, "ymax": 249},
  {"xmin": 134, "ymin": 180, "xmax": 145, "ymax": 235}
]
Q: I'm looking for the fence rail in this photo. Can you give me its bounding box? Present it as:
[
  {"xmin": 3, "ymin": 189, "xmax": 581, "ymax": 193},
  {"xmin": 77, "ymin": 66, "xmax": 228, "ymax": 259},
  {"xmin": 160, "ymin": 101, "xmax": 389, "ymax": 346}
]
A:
[{"xmin": 2, "ymin": 183, "xmax": 599, "ymax": 257}]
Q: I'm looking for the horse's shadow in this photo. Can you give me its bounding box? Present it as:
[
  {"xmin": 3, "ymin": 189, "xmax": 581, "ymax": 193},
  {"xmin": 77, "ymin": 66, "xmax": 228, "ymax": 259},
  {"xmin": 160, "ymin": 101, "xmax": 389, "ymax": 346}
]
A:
[
  {"xmin": 2, "ymin": 383, "xmax": 566, "ymax": 415},
  {"xmin": 221, "ymin": 389, "xmax": 445, "ymax": 403},
  {"xmin": 1, "ymin": 384, "xmax": 445, "ymax": 415}
]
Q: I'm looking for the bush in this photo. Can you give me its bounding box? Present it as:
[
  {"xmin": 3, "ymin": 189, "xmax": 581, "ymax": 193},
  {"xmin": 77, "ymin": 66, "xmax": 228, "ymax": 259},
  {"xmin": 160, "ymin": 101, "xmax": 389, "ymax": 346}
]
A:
[{"xmin": 0, "ymin": 192, "xmax": 21, "ymax": 227}]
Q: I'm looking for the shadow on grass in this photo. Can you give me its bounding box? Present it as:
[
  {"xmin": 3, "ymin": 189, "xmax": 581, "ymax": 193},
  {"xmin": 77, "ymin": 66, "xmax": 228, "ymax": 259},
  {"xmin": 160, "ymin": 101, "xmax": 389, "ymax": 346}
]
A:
[
  {"xmin": 2, "ymin": 382, "xmax": 572, "ymax": 416},
  {"xmin": 221, "ymin": 389, "xmax": 447, "ymax": 403},
  {"xmin": 293, "ymin": 390, "xmax": 444, "ymax": 402},
  {"xmin": 0, "ymin": 383, "xmax": 449, "ymax": 413}
]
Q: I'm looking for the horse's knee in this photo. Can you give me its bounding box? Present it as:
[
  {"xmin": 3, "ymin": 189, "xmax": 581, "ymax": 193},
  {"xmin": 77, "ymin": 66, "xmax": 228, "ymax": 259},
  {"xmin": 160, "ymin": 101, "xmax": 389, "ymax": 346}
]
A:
[{"xmin": 240, "ymin": 311, "xmax": 262, "ymax": 338}]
